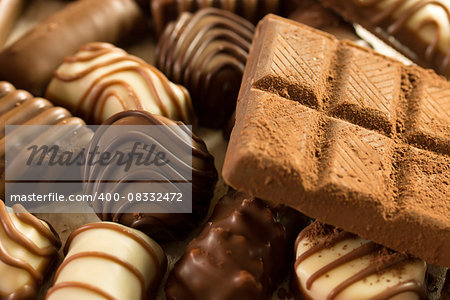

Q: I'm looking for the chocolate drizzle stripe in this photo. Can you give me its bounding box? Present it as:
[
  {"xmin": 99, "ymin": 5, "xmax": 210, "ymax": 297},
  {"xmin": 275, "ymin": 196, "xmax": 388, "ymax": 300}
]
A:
[
  {"xmin": 79, "ymin": 66, "xmax": 170, "ymax": 122},
  {"xmin": 46, "ymin": 281, "xmax": 116, "ymax": 300},
  {"xmin": 10, "ymin": 204, "xmax": 60, "ymax": 247},
  {"xmin": 327, "ymin": 255, "xmax": 408, "ymax": 300},
  {"xmin": 64, "ymin": 223, "xmax": 163, "ymax": 282},
  {"xmin": 368, "ymin": 280, "xmax": 427, "ymax": 300},
  {"xmin": 0, "ymin": 236, "xmax": 42, "ymax": 281},
  {"xmin": 305, "ymin": 242, "xmax": 379, "ymax": 289},
  {"xmin": 0, "ymin": 203, "xmax": 57, "ymax": 257},
  {"xmin": 53, "ymin": 251, "xmax": 147, "ymax": 299},
  {"xmin": 294, "ymin": 231, "xmax": 354, "ymax": 269}
]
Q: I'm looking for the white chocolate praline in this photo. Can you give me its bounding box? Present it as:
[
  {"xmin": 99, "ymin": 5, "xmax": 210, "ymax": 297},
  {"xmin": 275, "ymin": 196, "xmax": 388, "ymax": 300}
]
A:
[
  {"xmin": 294, "ymin": 224, "xmax": 427, "ymax": 300},
  {"xmin": 46, "ymin": 42, "xmax": 194, "ymax": 125},
  {"xmin": 0, "ymin": 202, "xmax": 60, "ymax": 299},
  {"xmin": 356, "ymin": 0, "xmax": 450, "ymax": 61},
  {"xmin": 46, "ymin": 222, "xmax": 167, "ymax": 300}
]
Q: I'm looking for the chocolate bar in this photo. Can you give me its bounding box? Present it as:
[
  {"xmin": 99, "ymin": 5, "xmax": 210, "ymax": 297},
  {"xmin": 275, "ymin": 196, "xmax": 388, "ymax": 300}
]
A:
[
  {"xmin": 46, "ymin": 42, "xmax": 194, "ymax": 125},
  {"xmin": 319, "ymin": 0, "xmax": 450, "ymax": 78},
  {"xmin": 155, "ymin": 8, "xmax": 254, "ymax": 128},
  {"xmin": 294, "ymin": 221, "xmax": 427, "ymax": 300},
  {"xmin": 0, "ymin": 201, "xmax": 61, "ymax": 299},
  {"xmin": 165, "ymin": 191, "xmax": 287, "ymax": 300},
  {"xmin": 46, "ymin": 222, "xmax": 167, "ymax": 300},
  {"xmin": 222, "ymin": 15, "xmax": 449, "ymax": 267},
  {"xmin": 0, "ymin": 0, "xmax": 25, "ymax": 50},
  {"xmin": 0, "ymin": 0, "xmax": 146, "ymax": 96},
  {"xmin": 84, "ymin": 110, "xmax": 218, "ymax": 242},
  {"xmin": 151, "ymin": 0, "xmax": 280, "ymax": 35}
]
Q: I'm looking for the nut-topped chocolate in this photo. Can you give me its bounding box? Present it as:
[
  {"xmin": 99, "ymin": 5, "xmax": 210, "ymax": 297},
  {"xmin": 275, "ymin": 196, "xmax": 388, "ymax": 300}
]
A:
[
  {"xmin": 0, "ymin": 201, "xmax": 61, "ymax": 300},
  {"xmin": 319, "ymin": 0, "xmax": 450, "ymax": 78},
  {"xmin": 294, "ymin": 221, "xmax": 427, "ymax": 300},
  {"xmin": 46, "ymin": 222, "xmax": 167, "ymax": 300},
  {"xmin": 155, "ymin": 8, "xmax": 254, "ymax": 128},
  {"xmin": 223, "ymin": 15, "xmax": 449, "ymax": 267},
  {"xmin": 0, "ymin": 0, "xmax": 146, "ymax": 96},
  {"xmin": 46, "ymin": 42, "xmax": 194, "ymax": 125},
  {"xmin": 166, "ymin": 191, "xmax": 287, "ymax": 300},
  {"xmin": 151, "ymin": 0, "xmax": 280, "ymax": 35},
  {"xmin": 83, "ymin": 110, "xmax": 218, "ymax": 242}
]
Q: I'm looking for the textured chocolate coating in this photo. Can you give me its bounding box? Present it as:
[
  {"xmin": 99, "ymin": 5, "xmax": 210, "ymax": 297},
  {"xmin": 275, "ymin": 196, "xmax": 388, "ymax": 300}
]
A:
[
  {"xmin": 319, "ymin": 0, "xmax": 450, "ymax": 78},
  {"xmin": 0, "ymin": 81, "xmax": 91, "ymax": 198},
  {"xmin": 223, "ymin": 15, "xmax": 449, "ymax": 267},
  {"xmin": 84, "ymin": 110, "xmax": 218, "ymax": 242},
  {"xmin": 165, "ymin": 191, "xmax": 287, "ymax": 300},
  {"xmin": 0, "ymin": 0, "xmax": 25, "ymax": 50},
  {"xmin": 155, "ymin": 8, "xmax": 254, "ymax": 128},
  {"xmin": 0, "ymin": 201, "xmax": 61, "ymax": 300},
  {"xmin": 47, "ymin": 222, "xmax": 166, "ymax": 300},
  {"xmin": 46, "ymin": 42, "xmax": 194, "ymax": 125},
  {"xmin": 294, "ymin": 221, "xmax": 427, "ymax": 300},
  {"xmin": 0, "ymin": 0, "xmax": 146, "ymax": 96},
  {"xmin": 151, "ymin": 0, "xmax": 280, "ymax": 35}
]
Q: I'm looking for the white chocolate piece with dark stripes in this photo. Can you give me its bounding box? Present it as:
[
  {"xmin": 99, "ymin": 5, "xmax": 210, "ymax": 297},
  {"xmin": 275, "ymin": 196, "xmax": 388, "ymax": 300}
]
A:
[
  {"xmin": 0, "ymin": 201, "xmax": 61, "ymax": 299},
  {"xmin": 46, "ymin": 222, "xmax": 167, "ymax": 300},
  {"xmin": 46, "ymin": 43, "xmax": 194, "ymax": 125},
  {"xmin": 294, "ymin": 222, "xmax": 427, "ymax": 300}
]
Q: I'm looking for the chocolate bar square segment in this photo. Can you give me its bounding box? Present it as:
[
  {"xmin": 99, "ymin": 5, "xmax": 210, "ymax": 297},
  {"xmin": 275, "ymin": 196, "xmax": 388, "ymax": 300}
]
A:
[
  {"xmin": 250, "ymin": 17, "xmax": 336, "ymax": 109},
  {"xmin": 330, "ymin": 43, "xmax": 402, "ymax": 134},
  {"xmin": 223, "ymin": 15, "xmax": 450, "ymax": 267}
]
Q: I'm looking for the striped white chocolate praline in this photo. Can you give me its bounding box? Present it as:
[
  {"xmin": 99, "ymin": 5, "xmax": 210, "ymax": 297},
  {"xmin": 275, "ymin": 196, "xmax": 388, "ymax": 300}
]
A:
[
  {"xmin": 45, "ymin": 42, "xmax": 194, "ymax": 125},
  {"xmin": 46, "ymin": 222, "xmax": 167, "ymax": 300},
  {"xmin": 0, "ymin": 201, "xmax": 61, "ymax": 299},
  {"xmin": 294, "ymin": 221, "xmax": 427, "ymax": 300}
]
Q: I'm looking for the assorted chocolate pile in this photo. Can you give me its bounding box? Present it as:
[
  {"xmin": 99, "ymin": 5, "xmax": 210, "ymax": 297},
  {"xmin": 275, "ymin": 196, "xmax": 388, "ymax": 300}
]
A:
[{"xmin": 0, "ymin": 0, "xmax": 448, "ymax": 299}]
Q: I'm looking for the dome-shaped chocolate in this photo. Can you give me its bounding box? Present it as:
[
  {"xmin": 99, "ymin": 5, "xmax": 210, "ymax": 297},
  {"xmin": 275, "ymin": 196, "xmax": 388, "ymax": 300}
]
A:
[{"xmin": 83, "ymin": 110, "xmax": 218, "ymax": 242}]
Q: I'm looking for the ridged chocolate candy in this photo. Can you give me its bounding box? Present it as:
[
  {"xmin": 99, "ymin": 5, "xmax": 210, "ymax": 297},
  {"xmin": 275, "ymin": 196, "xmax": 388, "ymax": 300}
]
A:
[
  {"xmin": 0, "ymin": 81, "xmax": 92, "ymax": 198},
  {"xmin": 155, "ymin": 8, "xmax": 254, "ymax": 128},
  {"xmin": 165, "ymin": 191, "xmax": 287, "ymax": 300},
  {"xmin": 83, "ymin": 110, "xmax": 218, "ymax": 242},
  {"xmin": 46, "ymin": 43, "xmax": 194, "ymax": 125}
]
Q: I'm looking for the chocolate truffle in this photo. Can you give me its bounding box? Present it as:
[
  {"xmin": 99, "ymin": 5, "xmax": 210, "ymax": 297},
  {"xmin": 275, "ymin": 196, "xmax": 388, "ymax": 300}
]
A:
[
  {"xmin": 46, "ymin": 43, "xmax": 194, "ymax": 125},
  {"xmin": 151, "ymin": 0, "xmax": 280, "ymax": 35},
  {"xmin": 222, "ymin": 15, "xmax": 450, "ymax": 267},
  {"xmin": 165, "ymin": 191, "xmax": 287, "ymax": 300},
  {"xmin": 0, "ymin": 201, "xmax": 61, "ymax": 299},
  {"xmin": 0, "ymin": 81, "xmax": 91, "ymax": 199},
  {"xmin": 155, "ymin": 8, "xmax": 254, "ymax": 128},
  {"xmin": 294, "ymin": 221, "xmax": 427, "ymax": 300},
  {"xmin": 83, "ymin": 110, "xmax": 218, "ymax": 242},
  {"xmin": 46, "ymin": 222, "xmax": 167, "ymax": 300},
  {"xmin": 0, "ymin": 0, "xmax": 146, "ymax": 95}
]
